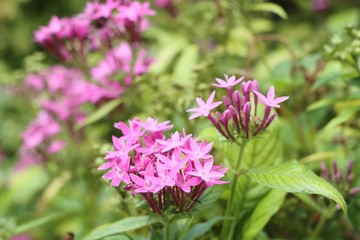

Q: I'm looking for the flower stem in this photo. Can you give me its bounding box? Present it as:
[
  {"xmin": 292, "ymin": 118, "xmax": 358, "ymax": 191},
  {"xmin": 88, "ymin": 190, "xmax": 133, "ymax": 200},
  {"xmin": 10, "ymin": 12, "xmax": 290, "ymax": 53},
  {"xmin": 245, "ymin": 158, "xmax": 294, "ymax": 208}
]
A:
[{"xmin": 221, "ymin": 141, "xmax": 247, "ymax": 239}]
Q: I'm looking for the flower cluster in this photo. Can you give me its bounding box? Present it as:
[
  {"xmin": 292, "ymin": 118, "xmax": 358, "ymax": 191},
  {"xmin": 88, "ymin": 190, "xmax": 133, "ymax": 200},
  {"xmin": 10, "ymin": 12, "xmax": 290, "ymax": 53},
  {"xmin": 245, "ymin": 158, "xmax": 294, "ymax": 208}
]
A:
[
  {"xmin": 34, "ymin": 0, "xmax": 155, "ymax": 62},
  {"xmin": 320, "ymin": 160, "xmax": 359, "ymax": 202},
  {"xmin": 99, "ymin": 117, "xmax": 228, "ymax": 213},
  {"xmin": 18, "ymin": 1, "xmax": 155, "ymax": 170},
  {"xmin": 187, "ymin": 75, "xmax": 289, "ymax": 140},
  {"xmin": 17, "ymin": 111, "xmax": 65, "ymax": 170},
  {"xmin": 26, "ymin": 66, "xmax": 122, "ymax": 121},
  {"xmin": 91, "ymin": 42, "xmax": 152, "ymax": 85}
]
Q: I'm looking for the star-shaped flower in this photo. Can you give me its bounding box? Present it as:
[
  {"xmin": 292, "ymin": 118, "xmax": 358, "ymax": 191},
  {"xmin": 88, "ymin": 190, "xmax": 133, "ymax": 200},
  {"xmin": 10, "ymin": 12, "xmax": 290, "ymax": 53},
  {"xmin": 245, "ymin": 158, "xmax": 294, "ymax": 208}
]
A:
[
  {"xmin": 253, "ymin": 86, "xmax": 289, "ymax": 108},
  {"xmin": 187, "ymin": 91, "xmax": 222, "ymax": 119},
  {"xmin": 212, "ymin": 75, "xmax": 244, "ymax": 88}
]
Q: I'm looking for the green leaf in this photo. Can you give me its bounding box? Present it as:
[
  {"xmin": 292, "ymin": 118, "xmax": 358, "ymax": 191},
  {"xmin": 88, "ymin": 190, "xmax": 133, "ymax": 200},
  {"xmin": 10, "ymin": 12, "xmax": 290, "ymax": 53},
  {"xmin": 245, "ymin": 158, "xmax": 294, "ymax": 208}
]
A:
[
  {"xmin": 84, "ymin": 216, "xmax": 160, "ymax": 240},
  {"xmin": 325, "ymin": 108, "xmax": 356, "ymax": 129},
  {"xmin": 76, "ymin": 98, "xmax": 123, "ymax": 130},
  {"xmin": 15, "ymin": 212, "xmax": 68, "ymax": 234},
  {"xmin": 172, "ymin": 44, "xmax": 199, "ymax": 88},
  {"xmin": 1, "ymin": 166, "xmax": 49, "ymax": 215},
  {"xmin": 149, "ymin": 34, "xmax": 187, "ymax": 74},
  {"xmin": 180, "ymin": 216, "xmax": 225, "ymax": 240},
  {"xmin": 306, "ymin": 98, "xmax": 336, "ymax": 111},
  {"xmin": 251, "ymin": 3, "xmax": 288, "ymax": 19},
  {"xmin": 241, "ymin": 190, "xmax": 286, "ymax": 240},
  {"xmin": 246, "ymin": 160, "xmax": 347, "ymax": 214}
]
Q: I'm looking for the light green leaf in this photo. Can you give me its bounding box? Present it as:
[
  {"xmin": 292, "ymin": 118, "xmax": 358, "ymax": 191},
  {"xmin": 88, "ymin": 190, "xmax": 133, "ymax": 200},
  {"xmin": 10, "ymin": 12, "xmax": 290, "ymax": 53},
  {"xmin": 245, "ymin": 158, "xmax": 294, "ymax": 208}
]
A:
[
  {"xmin": 180, "ymin": 216, "xmax": 225, "ymax": 240},
  {"xmin": 1, "ymin": 166, "xmax": 49, "ymax": 215},
  {"xmin": 246, "ymin": 160, "xmax": 347, "ymax": 214},
  {"xmin": 172, "ymin": 44, "xmax": 199, "ymax": 88},
  {"xmin": 76, "ymin": 98, "xmax": 123, "ymax": 130},
  {"xmin": 325, "ymin": 108, "xmax": 356, "ymax": 129},
  {"xmin": 84, "ymin": 216, "xmax": 160, "ymax": 240},
  {"xmin": 241, "ymin": 190, "xmax": 286, "ymax": 240},
  {"xmin": 251, "ymin": 3, "xmax": 288, "ymax": 19},
  {"xmin": 306, "ymin": 98, "xmax": 336, "ymax": 111},
  {"xmin": 150, "ymin": 35, "xmax": 187, "ymax": 74},
  {"xmin": 15, "ymin": 212, "xmax": 68, "ymax": 234}
]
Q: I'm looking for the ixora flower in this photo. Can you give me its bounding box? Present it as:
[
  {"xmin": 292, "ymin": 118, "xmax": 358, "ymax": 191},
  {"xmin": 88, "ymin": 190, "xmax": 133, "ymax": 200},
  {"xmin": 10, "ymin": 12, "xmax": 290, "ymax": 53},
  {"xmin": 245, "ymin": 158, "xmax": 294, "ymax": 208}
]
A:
[
  {"xmin": 98, "ymin": 117, "xmax": 228, "ymax": 214},
  {"xmin": 187, "ymin": 75, "xmax": 289, "ymax": 140}
]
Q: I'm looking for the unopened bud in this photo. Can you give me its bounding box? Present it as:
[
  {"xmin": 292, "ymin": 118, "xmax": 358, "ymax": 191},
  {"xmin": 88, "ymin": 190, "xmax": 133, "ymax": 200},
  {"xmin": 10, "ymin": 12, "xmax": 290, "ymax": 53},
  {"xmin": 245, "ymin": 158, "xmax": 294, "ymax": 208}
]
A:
[{"xmin": 350, "ymin": 187, "xmax": 360, "ymax": 197}]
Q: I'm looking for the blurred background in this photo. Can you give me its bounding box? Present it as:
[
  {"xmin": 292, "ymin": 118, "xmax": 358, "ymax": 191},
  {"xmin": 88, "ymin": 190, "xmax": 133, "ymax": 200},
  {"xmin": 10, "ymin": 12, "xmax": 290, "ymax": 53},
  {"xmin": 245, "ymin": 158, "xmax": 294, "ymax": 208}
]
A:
[{"xmin": 1, "ymin": 0, "xmax": 360, "ymax": 239}]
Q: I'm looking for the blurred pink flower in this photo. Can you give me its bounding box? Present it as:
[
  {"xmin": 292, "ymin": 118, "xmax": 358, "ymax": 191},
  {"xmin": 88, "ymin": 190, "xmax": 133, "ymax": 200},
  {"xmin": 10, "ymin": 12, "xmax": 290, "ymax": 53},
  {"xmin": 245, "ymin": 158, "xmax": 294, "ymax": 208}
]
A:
[
  {"xmin": 48, "ymin": 140, "xmax": 66, "ymax": 154},
  {"xmin": 11, "ymin": 234, "xmax": 33, "ymax": 240}
]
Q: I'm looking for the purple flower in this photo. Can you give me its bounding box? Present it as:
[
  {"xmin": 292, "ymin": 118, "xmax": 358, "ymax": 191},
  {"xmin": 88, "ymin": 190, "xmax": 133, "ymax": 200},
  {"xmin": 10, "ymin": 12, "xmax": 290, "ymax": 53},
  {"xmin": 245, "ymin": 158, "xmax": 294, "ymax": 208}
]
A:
[
  {"xmin": 253, "ymin": 86, "xmax": 289, "ymax": 108},
  {"xmin": 187, "ymin": 91, "xmax": 222, "ymax": 119}
]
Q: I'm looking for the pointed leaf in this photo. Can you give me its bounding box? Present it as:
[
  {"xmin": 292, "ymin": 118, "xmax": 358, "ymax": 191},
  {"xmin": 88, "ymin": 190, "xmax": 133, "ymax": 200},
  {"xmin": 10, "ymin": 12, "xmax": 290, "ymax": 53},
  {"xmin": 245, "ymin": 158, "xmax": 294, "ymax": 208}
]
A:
[
  {"xmin": 76, "ymin": 98, "xmax": 122, "ymax": 130},
  {"xmin": 172, "ymin": 44, "xmax": 199, "ymax": 88},
  {"xmin": 251, "ymin": 3, "xmax": 288, "ymax": 19},
  {"xmin": 246, "ymin": 160, "xmax": 347, "ymax": 214},
  {"xmin": 241, "ymin": 189, "xmax": 286, "ymax": 240},
  {"xmin": 15, "ymin": 212, "xmax": 69, "ymax": 234},
  {"xmin": 84, "ymin": 216, "xmax": 160, "ymax": 240}
]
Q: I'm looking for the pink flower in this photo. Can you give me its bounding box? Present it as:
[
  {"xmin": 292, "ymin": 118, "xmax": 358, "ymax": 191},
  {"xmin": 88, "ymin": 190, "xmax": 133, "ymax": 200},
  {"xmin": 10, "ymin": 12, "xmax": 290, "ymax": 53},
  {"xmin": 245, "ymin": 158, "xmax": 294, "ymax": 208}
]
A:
[
  {"xmin": 188, "ymin": 158, "xmax": 226, "ymax": 185},
  {"xmin": 138, "ymin": 118, "xmax": 173, "ymax": 132},
  {"xmin": 212, "ymin": 75, "xmax": 244, "ymax": 88},
  {"xmin": 189, "ymin": 75, "xmax": 289, "ymax": 139},
  {"xmin": 99, "ymin": 117, "xmax": 228, "ymax": 213},
  {"xmin": 253, "ymin": 86, "xmax": 289, "ymax": 108},
  {"xmin": 47, "ymin": 140, "xmax": 66, "ymax": 154},
  {"xmin": 11, "ymin": 234, "xmax": 33, "ymax": 240},
  {"xmin": 22, "ymin": 111, "xmax": 61, "ymax": 149},
  {"xmin": 187, "ymin": 91, "xmax": 222, "ymax": 119},
  {"xmin": 156, "ymin": 132, "xmax": 191, "ymax": 152},
  {"xmin": 100, "ymin": 157, "xmax": 131, "ymax": 186},
  {"xmin": 130, "ymin": 173, "xmax": 160, "ymax": 193},
  {"xmin": 118, "ymin": 2, "xmax": 155, "ymax": 22},
  {"xmin": 181, "ymin": 139, "xmax": 213, "ymax": 161},
  {"xmin": 25, "ymin": 74, "xmax": 44, "ymax": 90}
]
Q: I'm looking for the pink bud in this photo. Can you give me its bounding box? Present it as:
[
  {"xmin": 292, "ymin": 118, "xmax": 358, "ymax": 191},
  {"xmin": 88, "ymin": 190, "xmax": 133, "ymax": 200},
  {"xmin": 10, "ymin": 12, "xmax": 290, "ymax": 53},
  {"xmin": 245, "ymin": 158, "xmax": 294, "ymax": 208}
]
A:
[{"xmin": 350, "ymin": 187, "xmax": 360, "ymax": 197}]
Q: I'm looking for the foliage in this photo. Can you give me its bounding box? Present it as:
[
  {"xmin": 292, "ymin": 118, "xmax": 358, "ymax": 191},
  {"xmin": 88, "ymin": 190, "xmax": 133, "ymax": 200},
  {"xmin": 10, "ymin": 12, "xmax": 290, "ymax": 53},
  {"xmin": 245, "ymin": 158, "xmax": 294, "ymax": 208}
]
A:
[{"xmin": 1, "ymin": 0, "xmax": 360, "ymax": 240}]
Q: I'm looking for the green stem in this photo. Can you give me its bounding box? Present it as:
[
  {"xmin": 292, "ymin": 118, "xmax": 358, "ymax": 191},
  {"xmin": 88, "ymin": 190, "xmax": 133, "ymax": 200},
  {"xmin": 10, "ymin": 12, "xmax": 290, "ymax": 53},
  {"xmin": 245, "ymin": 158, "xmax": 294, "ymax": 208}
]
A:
[
  {"xmin": 221, "ymin": 141, "xmax": 247, "ymax": 239},
  {"xmin": 309, "ymin": 208, "xmax": 336, "ymax": 240},
  {"xmin": 162, "ymin": 215, "xmax": 172, "ymax": 240}
]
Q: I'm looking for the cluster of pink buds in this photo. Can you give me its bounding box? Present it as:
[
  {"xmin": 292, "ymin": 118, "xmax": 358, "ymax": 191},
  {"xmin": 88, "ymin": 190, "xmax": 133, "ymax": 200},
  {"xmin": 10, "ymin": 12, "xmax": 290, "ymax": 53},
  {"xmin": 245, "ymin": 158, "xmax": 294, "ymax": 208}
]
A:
[
  {"xmin": 187, "ymin": 75, "xmax": 289, "ymax": 140},
  {"xmin": 34, "ymin": 0, "xmax": 155, "ymax": 62},
  {"xmin": 98, "ymin": 117, "xmax": 228, "ymax": 213},
  {"xmin": 320, "ymin": 160, "xmax": 359, "ymax": 201}
]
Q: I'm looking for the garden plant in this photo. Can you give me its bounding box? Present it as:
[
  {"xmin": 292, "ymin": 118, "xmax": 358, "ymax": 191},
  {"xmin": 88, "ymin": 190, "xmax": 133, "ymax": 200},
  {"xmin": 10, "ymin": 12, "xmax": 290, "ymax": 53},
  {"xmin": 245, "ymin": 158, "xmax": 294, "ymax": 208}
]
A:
[{"xmin": 0, "ymin": 0, "xmax": 360, "ymax": 239}]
